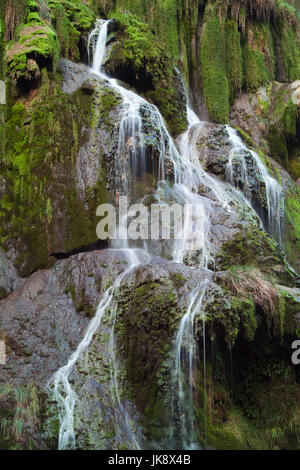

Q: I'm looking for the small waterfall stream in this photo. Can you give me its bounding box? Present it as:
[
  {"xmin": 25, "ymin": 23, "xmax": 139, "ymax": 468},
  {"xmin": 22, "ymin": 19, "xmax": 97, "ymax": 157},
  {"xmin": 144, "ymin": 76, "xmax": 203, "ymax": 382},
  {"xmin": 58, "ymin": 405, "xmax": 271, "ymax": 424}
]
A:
[
  {"xmin": 50, "ymin": 18, "xmax": 286, "ymax": 450},
  {"xmin": 172, "ymin": 279, "xmax": 209, "ymax": 449},
  {"xmin": 226, "ymin": 126, "xmax": 284, "ymax": 244},
  {"xmin": 50, "ymin": 249, "xmax": 150, "ymax": 450}
]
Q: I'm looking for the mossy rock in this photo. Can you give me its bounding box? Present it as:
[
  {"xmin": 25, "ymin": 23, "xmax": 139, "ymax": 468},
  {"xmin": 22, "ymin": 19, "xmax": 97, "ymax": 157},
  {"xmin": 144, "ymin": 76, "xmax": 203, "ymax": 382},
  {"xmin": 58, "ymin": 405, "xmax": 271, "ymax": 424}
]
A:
[
  {"xmin": 104, "ymin": 12, "xmax": 187, "ymax": 136},
  {"xmin": 115, "ymin": 268, "xmax": 182, "ymax": 440},
  {"xmin": 5, "ymin": 16, "xmax": 59, "ymax": 86},
  {"xmin": 0, "ymin": 67, "xmax": 118, "ymax": 276},
  {"xmin": 48, "ymin": 0, "xmax": 95, "ymax": 61},
  {"xmin": 285, "ymin": 185, "xmax": 300, "ymax": 273}
]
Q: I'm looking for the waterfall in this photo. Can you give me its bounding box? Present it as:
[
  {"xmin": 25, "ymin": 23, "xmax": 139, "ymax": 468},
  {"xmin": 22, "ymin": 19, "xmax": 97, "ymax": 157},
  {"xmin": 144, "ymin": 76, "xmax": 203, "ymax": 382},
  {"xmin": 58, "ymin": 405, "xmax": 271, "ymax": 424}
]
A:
[
  {"xmin": 50, "ymin": 19, "xmax": 286, "ymax": 451},
  {"xmin": 49, "ymin": 249, "xmax": 150, "ymax": 450},
  {"xmin": 226, "ymin": 126, "xmax": 284, "ymax": 244},
  {"xmin": 171, "ymin": 280, "xmax": 209, "ymax": 449}
]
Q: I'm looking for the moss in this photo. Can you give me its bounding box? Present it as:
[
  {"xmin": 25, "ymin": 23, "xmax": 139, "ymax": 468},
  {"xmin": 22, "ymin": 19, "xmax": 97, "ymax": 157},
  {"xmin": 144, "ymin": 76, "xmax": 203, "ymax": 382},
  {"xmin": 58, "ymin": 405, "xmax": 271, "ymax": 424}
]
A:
[
  {"xmin": 243, "ymin": 46, "xmax": 270, "ymax": 92},
  {"xmin": 105, "ymin": 11, "xmax": 187, "ymax": 136},
  {"xmin": 279, "ymin": 20, "xmax": 300, "ymax": 81},
  {"xmin": 284, "ymin": 187, "xmax": 300, "ymax": 272},
  {"xmin": 216, "ymin": 227, "xmax": 281, "ymax": 270},
  {"xmin": 48, "ymin": 0, "xmax": 95, "ymax": 61},
  {"xmin": 268, "ymin": 125, "xmax": 289, "ymax": 167},
  {"xmin": 234, "ymin": 126, "xmax": 256, "ymax": 149},
  {"xmin": 116, "ymin": 273, "xmax": 181, "ymax": 440},
  {"xmin": 0, "ymin": 68, "xmax": 113, "ymax": 276},
  {"xmin": 225, "ymin": 19, "xmax": 243, "ymax": 105},
  {"xmin": 0, "ymin": 3, "xmax": 5, "ymax": 80},
  {"xmin": 200, "ymin": 3, "xmax": 230, "ymax": 124},
  {"xmin": 5, "ymin": 15, "xmax": 59, "ymax": 86}
]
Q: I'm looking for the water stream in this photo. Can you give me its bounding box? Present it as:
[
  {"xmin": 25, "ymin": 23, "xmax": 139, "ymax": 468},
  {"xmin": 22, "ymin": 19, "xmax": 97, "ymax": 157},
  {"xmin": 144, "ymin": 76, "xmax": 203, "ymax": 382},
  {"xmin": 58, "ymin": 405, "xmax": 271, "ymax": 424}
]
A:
[{"xmin": 50, "ymin": 18, "xmax": 286, "ymax": 451}]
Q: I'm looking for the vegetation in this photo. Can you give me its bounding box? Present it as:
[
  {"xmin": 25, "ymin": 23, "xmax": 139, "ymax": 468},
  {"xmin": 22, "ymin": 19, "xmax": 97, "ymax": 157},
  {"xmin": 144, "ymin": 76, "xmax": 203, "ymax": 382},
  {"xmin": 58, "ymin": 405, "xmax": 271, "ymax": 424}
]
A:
[{"xmin": 0, "ymin": 383, "xmax": 40, "ymax": 450}]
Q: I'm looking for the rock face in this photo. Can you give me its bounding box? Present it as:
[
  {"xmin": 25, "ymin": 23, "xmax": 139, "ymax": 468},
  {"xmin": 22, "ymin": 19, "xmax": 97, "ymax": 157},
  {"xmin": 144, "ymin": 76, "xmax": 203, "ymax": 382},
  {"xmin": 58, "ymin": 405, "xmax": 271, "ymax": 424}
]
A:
[
  {"xmin": 0, "ymin": 250, "xmax": 134, "ymax": 448},
  {"xmin": 0, "ymin": 60, "xmax": 121, "ymax": 277},
  {"xmin": 230, "ymin": 83, "xmax": 300, "ymax": 179},
  {"xmin": 0, "ymin": 250, "xmax": 23, "ymax": 298},
  {"xmin": 0, "ymin": 250, "xmax": 299, "ymax": 450}
]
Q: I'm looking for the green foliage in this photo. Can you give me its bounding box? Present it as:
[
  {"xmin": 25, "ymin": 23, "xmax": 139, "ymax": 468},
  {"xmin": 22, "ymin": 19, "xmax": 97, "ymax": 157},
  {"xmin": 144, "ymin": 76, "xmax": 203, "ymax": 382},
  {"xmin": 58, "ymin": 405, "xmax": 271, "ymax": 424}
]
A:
[{"xmin": 0, "ymin": 383, "xmax": 39, "ymax": 449}]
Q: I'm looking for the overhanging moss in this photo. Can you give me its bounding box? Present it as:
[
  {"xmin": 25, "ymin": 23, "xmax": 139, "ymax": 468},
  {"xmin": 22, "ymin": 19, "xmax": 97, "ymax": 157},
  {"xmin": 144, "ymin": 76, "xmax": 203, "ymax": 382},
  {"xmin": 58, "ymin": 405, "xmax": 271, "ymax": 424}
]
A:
[
  {"xmin": 225, "ymin": 19, "xmax": 243, "ymax": 105},
  {"xmin": 284, "ymin": 186, "xmax": 300, "ymax": 272},
  {"xmin": 200, "ymin": 3, "xmax": 230, "ymax": 123},
  {"xmin": 243, "ymin": 22, "xmax": 275, "ymax": 92}
]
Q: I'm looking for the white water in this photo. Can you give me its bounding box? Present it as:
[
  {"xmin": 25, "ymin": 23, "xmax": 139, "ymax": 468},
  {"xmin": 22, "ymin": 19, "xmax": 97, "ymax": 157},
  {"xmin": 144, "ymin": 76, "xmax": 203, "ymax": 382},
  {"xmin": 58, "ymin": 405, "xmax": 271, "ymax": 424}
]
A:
[
  {"xmin": 51, "ymin": 19, "xmax": 286, "ymax": 451},
  {"xmin": 172, "ymin": 279, "xmax": 209, "ymax": 449},
  {"xmin": 49, "ymin": 21, "xmax": 157, "ymax": 450},
  {"xmin": 50, "ymin": 249, "xmax": 149, "ymax": 450},
  {"xmin": 226, "ymin": 126, "xmax": 284, "ymax": 243}
]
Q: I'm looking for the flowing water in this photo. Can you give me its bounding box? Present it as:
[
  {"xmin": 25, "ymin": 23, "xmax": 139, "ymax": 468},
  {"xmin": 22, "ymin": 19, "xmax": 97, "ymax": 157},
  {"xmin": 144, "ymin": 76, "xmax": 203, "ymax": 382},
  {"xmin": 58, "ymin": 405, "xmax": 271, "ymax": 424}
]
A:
[
  {"xmin": 172, "ymin": 279, "xmax": 209, "ymax": 449},
  {"xmin": 50, "ymin": 19, "xmax": 286, "ymax": 450},
  {"xmin": 226, "ymin": 126, "xmax": 284, "ymax": 243},
  {"xmin": 50, "ymin": 249, "xmax": 150, "ymax": 450}
]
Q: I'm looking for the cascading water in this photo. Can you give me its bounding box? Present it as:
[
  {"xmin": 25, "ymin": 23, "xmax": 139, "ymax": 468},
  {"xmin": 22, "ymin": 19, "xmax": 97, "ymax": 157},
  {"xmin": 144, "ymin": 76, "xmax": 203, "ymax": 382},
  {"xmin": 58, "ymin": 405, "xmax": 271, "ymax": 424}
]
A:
[
  {"xmin": 50, "ymin": 249, "xmax": 150, "ymax": 450},
  {"xmin": 226, "ymin": 126, "xmax": 284, "ymax": 244},
  {"xmin": 49, "ymin": 21, "xmax": 156, "ymax": 450},
  {"xmin": 171, "ymin": 280, "xmax": 209, "ymax": 449},
  {"xmin": 50, "ymin": 18, "xmax": 286, "ymax": 451}
]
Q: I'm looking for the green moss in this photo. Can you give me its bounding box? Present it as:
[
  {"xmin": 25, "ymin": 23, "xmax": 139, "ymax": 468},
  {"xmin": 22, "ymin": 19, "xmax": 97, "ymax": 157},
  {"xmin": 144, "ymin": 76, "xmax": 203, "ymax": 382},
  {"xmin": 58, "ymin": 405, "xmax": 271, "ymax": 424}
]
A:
[
  {"xmin": 5, "ymin": 15, "xmax": 59, "ymax": 85},
  {"xmin": 225, "ymin": 20, "xmax": 243, "ymax": 105},
  {"xmin": 279, "ymin": 21, "xmax": 300, "ymax": 81},
  {"xmin": 105, "ymin": 11, "xmax": 187, "ymax": 136},
  {"xmin": 234, "ymin": 126, "xmax": 256, "ymax": 149},
  {"xmin": 111, "ymin": 0, "xmax": 183, "ymax": 63},
  {"xmin": 216, "ymin": 228, "xmax": 282, "ymax": 270},
  {"xmin": 116, "ymin": 274, "xmax": 181, "ymax": 440},
  {"xmin": 0, "ymin": 68, "xmax": 114, "ymax": 275},
  {"xmin": 48, "ymin": 0, "xmax": 95, "ymax": 61},
  {"xmin": 200, "ymin": 3, "xmax": 230, "ymax": 123},
  {"xmin": 268, "ymin": 125, "xmax": 289, "ymax": 167},
  {"xmin": 243, "ymin": 46, "xmax": 269, "ymax": 92},
  {"xmin": 284, "ymin": 187, "xmax": 300, "ymax": 272}
]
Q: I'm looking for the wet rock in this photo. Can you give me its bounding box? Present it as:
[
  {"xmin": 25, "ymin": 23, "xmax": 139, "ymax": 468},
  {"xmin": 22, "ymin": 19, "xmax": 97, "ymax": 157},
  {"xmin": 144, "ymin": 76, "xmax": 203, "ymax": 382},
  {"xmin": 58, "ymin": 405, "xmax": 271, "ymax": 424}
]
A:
[
  {"xmin": 58, "ymin": 59, "xmax": 101, "ymax": 95},
  {"xmin": 0, "ymin": 250, "xmax": 23, "ymax": 298}
]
